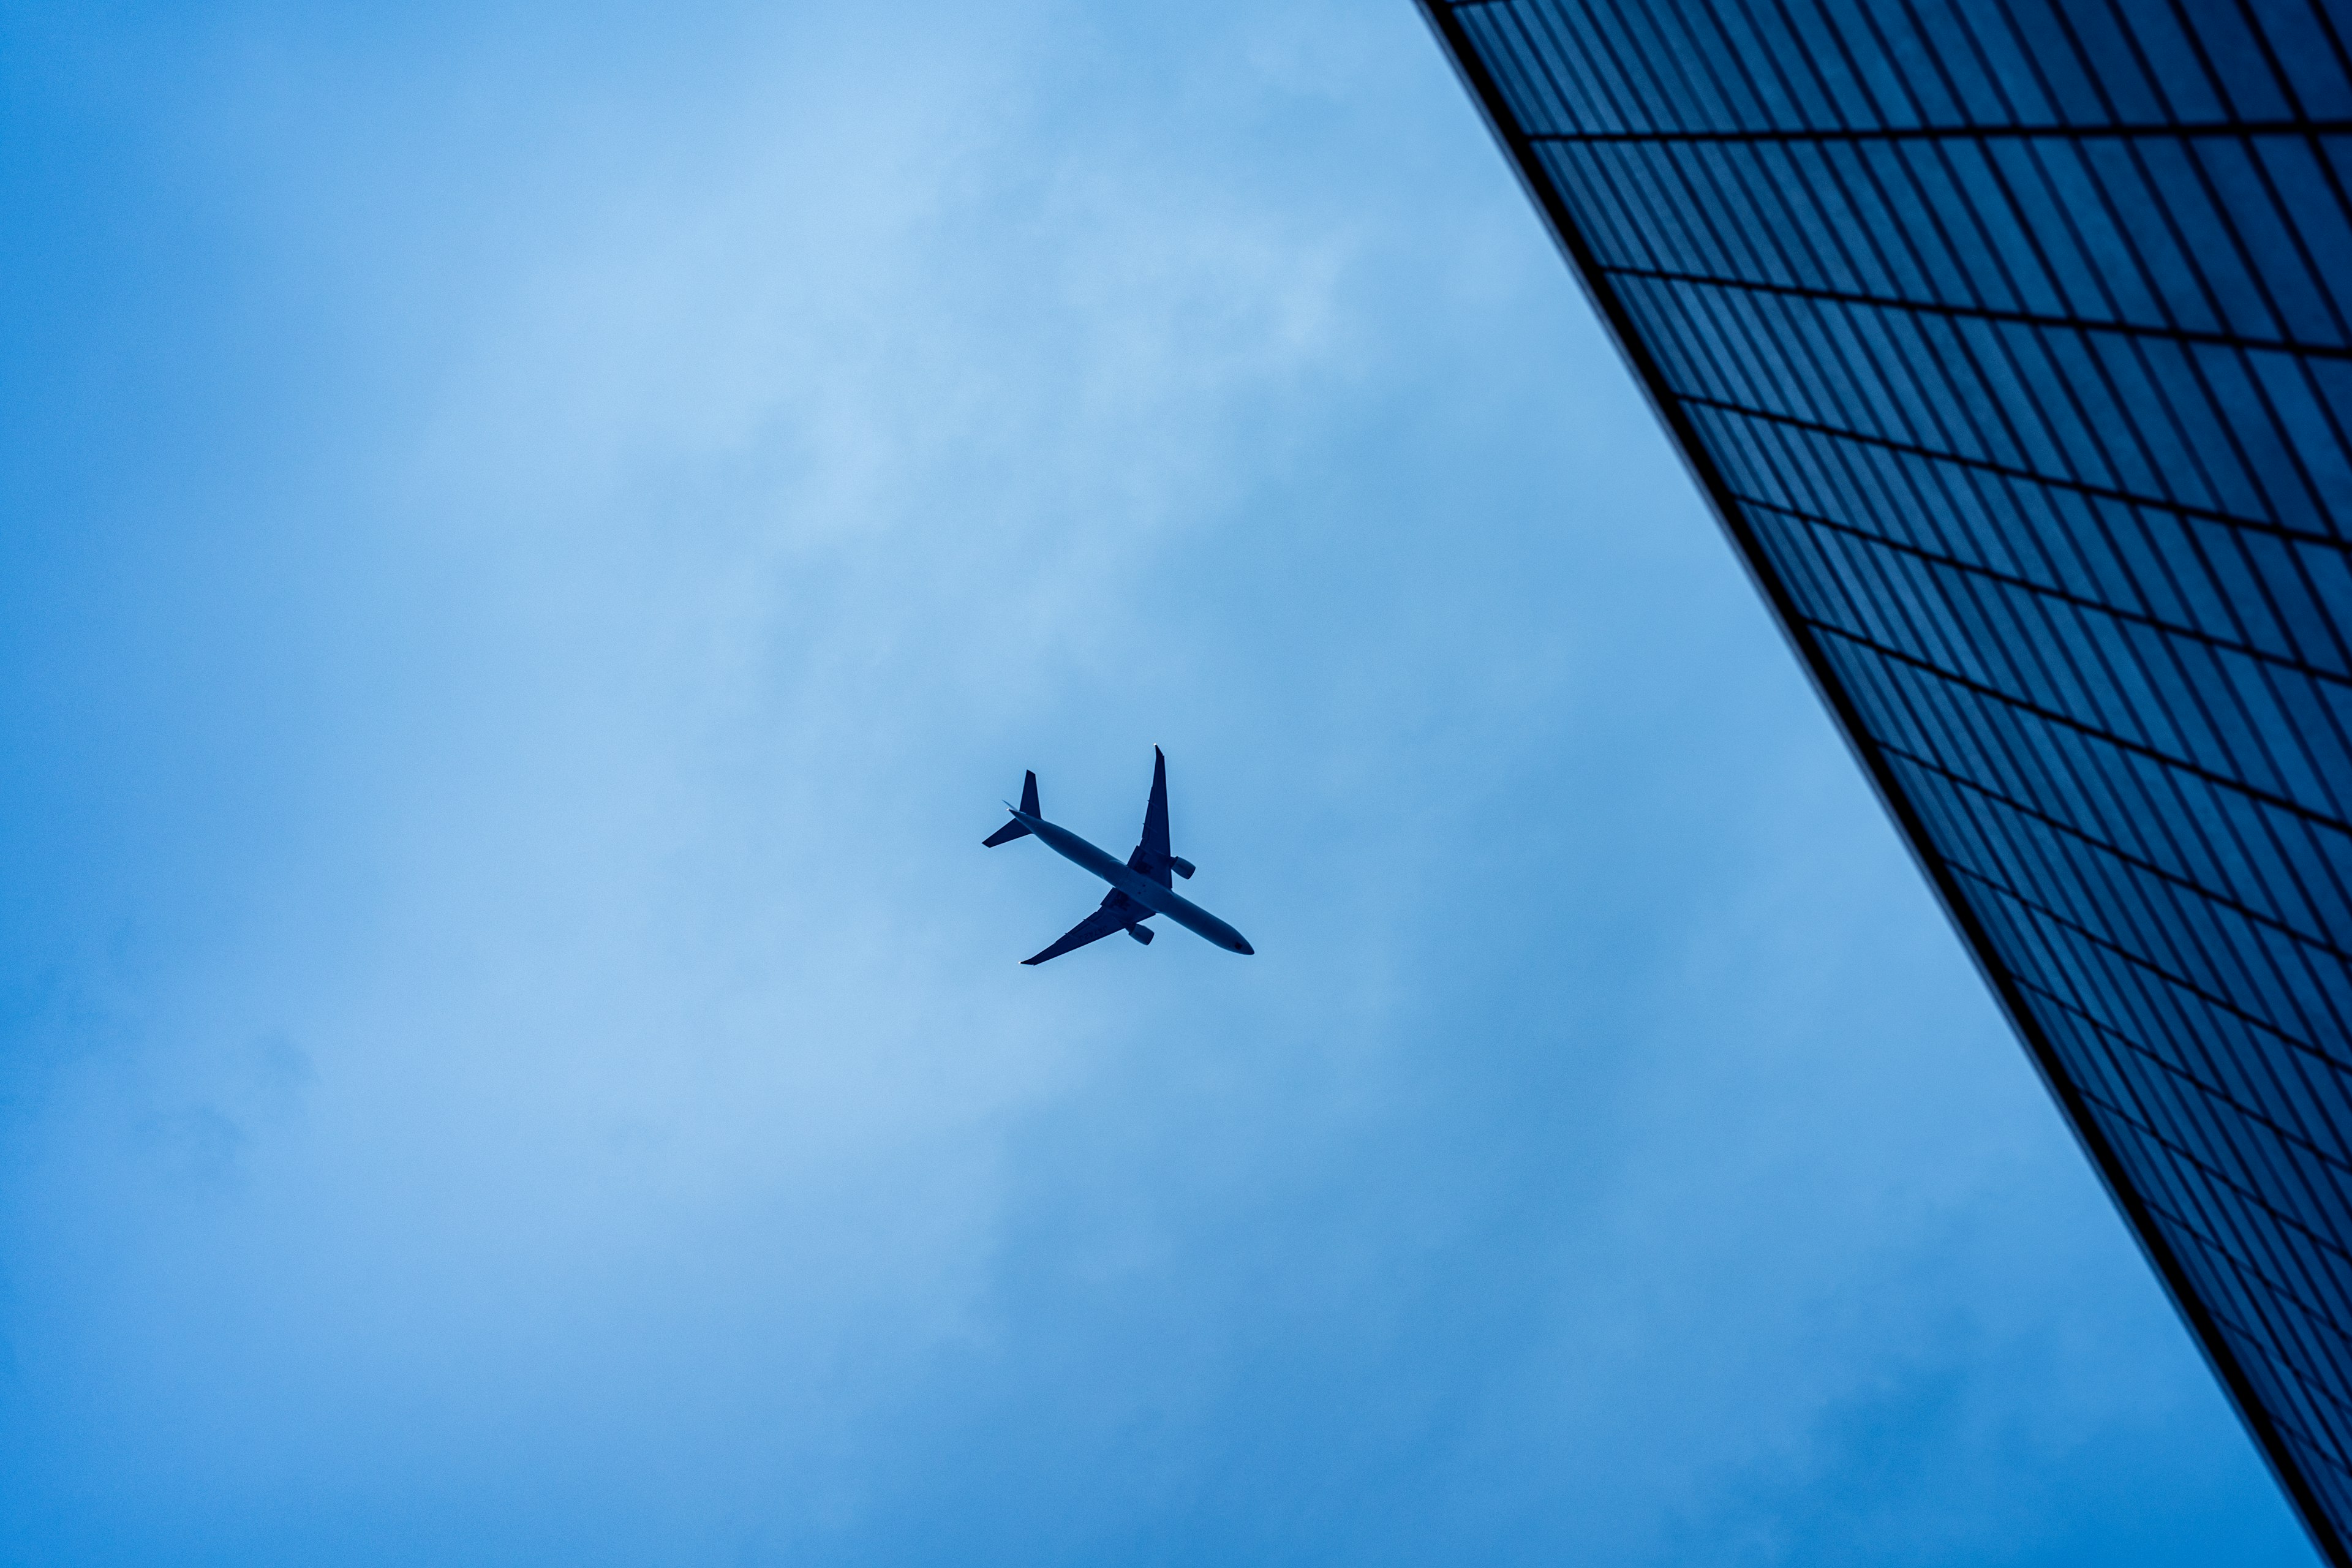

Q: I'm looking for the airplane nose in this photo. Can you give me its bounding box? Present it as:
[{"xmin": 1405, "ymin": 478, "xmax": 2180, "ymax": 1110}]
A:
[{"xmin": 1235, "ymin": 936, "xmax": 1255, "ymax": 956}]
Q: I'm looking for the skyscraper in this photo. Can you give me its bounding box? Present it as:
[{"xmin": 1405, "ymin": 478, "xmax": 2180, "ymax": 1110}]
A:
[{"xmin": 1416, "ymin": 2, "xmax": 2352, "ymax": 1558}]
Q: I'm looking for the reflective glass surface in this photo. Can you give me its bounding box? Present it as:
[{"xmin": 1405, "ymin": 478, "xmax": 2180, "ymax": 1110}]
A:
[{"xmin": 1425, "ymin": 1, "xmax": 2352, "ymax": 1558}]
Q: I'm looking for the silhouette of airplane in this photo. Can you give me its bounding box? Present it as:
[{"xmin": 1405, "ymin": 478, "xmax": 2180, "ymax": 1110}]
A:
[{"xmin": 984, "ymin": 748, "xmax": 1254, "ymax": 965}]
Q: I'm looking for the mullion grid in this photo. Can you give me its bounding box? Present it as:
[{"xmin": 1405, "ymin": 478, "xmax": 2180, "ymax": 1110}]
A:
[
  {"xmin": 1981, "ymin": 902, "xmax": 2352, "ymax": 1334},
  {"xmin": 1446, "ymin": 0, "xmax": 2352, "ymax": 1547},
  {"xmin": 2125, "ymin": 1141, "xmax": 2352, "ymax": 1471},
  {"xmin": 1611, "ymin": 139, "xmax": 2346, "ymax": 539},
  {"xmin": 1862, "ymin": 676, "xmax": 2352, "ymax": 1231},
  {"xmin": 1809, "ymin": 623, "xmax": 2349, "ymax": 1056},
  {"xmin": 2085, "ymin": 1042, "xmax": 2352, "ymax": 1360},
  {"xmin": 1514, "ymin": 123, "xmax": 2342, "ymax": 355},
  {"xmin": 1679, "ymin": 388, "xmax": 2321, "ymax": 549},
  {"xmin": 1899, "ymin": 752, "xmax": 2352, "ymax": 1157},
  {"xmin": 1675, "ymin": 247, "xmax": 2333, "ymax": 550},
  {"xmin": 1593, "ymin": 258, "xmax": 2352, "ymax": 366},
  {"xmin": 1520, "ymin": 2, "xmax": 1654, "ymax": 137},
  {"xmin": 1521, "ymin": 80, "xmax": 2352, "ymax": 543},
  {"xmin": 1515, "ymin": 116, "xmax": 2352, "ymax": 143},
  {"xmin": 2147, "ymin": 0, "xmax": 2264, "ymax": 119},
  {"xmin": 1986, "ymin": 807, "xmax": 2334, "ymax": 1107},
  {"xmin": 1486, "ymin": 0, "xmax": 2352, "ymax": 1170},
  {"xmin": 1905, "ymin": 739, "xmax": 2352, "ymax": 1040},
  {"xmin": 2128, "ymin": 1141, "xmax": 2334, "ymax": 1462},
  {"xmin": 2101, "ymin": 1102, "xmax": 2352, "ymax": 1443},
  {"xmin": 2192, "ymin": 137, "xmax": 2346, "ymax": 344},
  {"xmin": 2078, "ymin": 131, "xmax": 2352, "ymax": 540},
  {"xmin": 1941, "ymin": 785, "xmax": 2323, "ymax": 1072},
  {"xmin": 1811, "ymin": 604, "xmax": 2352, "ymax": 919},
  {"xmin": 1919, "ymin": 719, "xmax": 2352, "ymax": 1476},
  {"xmin": 1777, "ymin": 0, "xmax": 1912, "ymax": 131},
  {"xmin": 1738, "ymin": 492, "xmax": 2352, "ymax": 733},
  {"xmin": 1456, "ymin": 6, "xmax": 1581, "ymax": 137},
  {"xmin": 1727, "ymin": 420, "xmax": 2352, "ymax": 830},
  {"xmin": 2127, "ymin": 1, "xmax": 2344, "ymax": 332}
]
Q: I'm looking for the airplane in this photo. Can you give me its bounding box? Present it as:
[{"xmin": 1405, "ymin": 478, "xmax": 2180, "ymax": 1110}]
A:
[{"xmin": 984, "ymin": 747, "xmax": 1254, "ymax": 965}]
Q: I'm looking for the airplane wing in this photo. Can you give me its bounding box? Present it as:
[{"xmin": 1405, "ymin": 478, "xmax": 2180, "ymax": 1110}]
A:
[
  {"xmin": 1022, "ymin": 889, "xmax": 1152, "ymax": 965},
  {"xmin": 1131, "ymin": 745, "xmax": 1174, "ymax": 887}
]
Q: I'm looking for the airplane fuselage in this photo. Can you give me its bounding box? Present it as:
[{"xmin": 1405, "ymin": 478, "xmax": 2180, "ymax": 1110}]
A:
[{"xmin": 1008, "ymin": 809, "xmax": 1254, "ymax": 956}]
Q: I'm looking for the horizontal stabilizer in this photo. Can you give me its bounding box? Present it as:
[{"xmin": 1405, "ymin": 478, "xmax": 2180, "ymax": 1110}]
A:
[{"xmin": 984, "ymin": 770, "xmax": 1044, "ymax": 847}]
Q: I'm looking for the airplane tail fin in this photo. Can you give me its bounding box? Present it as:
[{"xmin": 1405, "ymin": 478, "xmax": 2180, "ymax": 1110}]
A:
[{"xmin": 982, "ymin": 771, "xmax": 1041, "ymax": 848}]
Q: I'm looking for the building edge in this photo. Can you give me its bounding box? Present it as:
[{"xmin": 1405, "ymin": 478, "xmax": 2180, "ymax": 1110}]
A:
[{"xmin": 1408, "ymin": 2, "xmax": 2351, "ymax": 1561}]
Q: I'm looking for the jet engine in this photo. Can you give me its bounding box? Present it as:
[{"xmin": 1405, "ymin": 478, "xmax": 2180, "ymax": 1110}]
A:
[
  {"xmin": 1127, "ymin": 924, "xmax": 1155, "ymax": 944},
  {"xmin": 1169, "ymin": 857, "xmax": 1196, "ymax": 880}
]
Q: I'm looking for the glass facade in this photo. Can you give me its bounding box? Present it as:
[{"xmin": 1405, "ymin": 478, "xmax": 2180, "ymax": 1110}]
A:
[{"xmin": 1418, "ymin": 1, "xmax": 2352, "ymax": 1558}]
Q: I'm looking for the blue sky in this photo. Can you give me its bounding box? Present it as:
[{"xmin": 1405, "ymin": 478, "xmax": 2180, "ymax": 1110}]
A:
[{"xmin": 0, "ymin": 2, "xmax": 2321, "ymax": 1564}]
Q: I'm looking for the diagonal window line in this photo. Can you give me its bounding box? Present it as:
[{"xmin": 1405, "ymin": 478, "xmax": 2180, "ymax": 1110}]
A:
[
  {"xmin": 1954, "ymin": 858, "xmax": 2337, "ymax": 1085},
  {"xmin": 2070, "ymin": 1106, "xmax": 2352, "ymax": 1381},
  {"xmin": 1877, "ymin": 736, "xmax": 2352, "ymax": 967},
  {"xmin": 2057, "ymin": 1095, "xmax": 2352, "ymax": 1393},
  {"xmin": 2057, "ymin": 1042, "xmax": 2352, "ymax": 1349},
  {"xmin": 1803, "ymin": 619, "xmax": 2348, "ymax": 831},
  {"xmin": 1738, "ymin": 493, "xmax": 2352, "ymax": 690},
  {"xmin": 1681, "ymin": 391, "xmax": 2345, "ymax": 548},
  {"xmin": 2109, "ymin": 1134, "xmax": 2352, "ymax": 1429},
  {"xmin": 2133, "ymin": 1159, "xmax": 2352, "ymax": 1359},
  {"xmin": 1428, "ymin": 0, "xmax": 2352, "ymax": 1543},
  {"xmin": 2019, "ymin": 971, "xmax": 2352, "ymax": 1183},
  {"xmin": 1599, "ymin": 262, "xmax": 2352, "ymax": 361},
  {"xmin": 2057, "ymin": 1030, "xmax": 2352, "ymax": 1260},
  {"xmin": 1523, "ymin": 118, "xmax": 2352, "ymax": 145}
]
